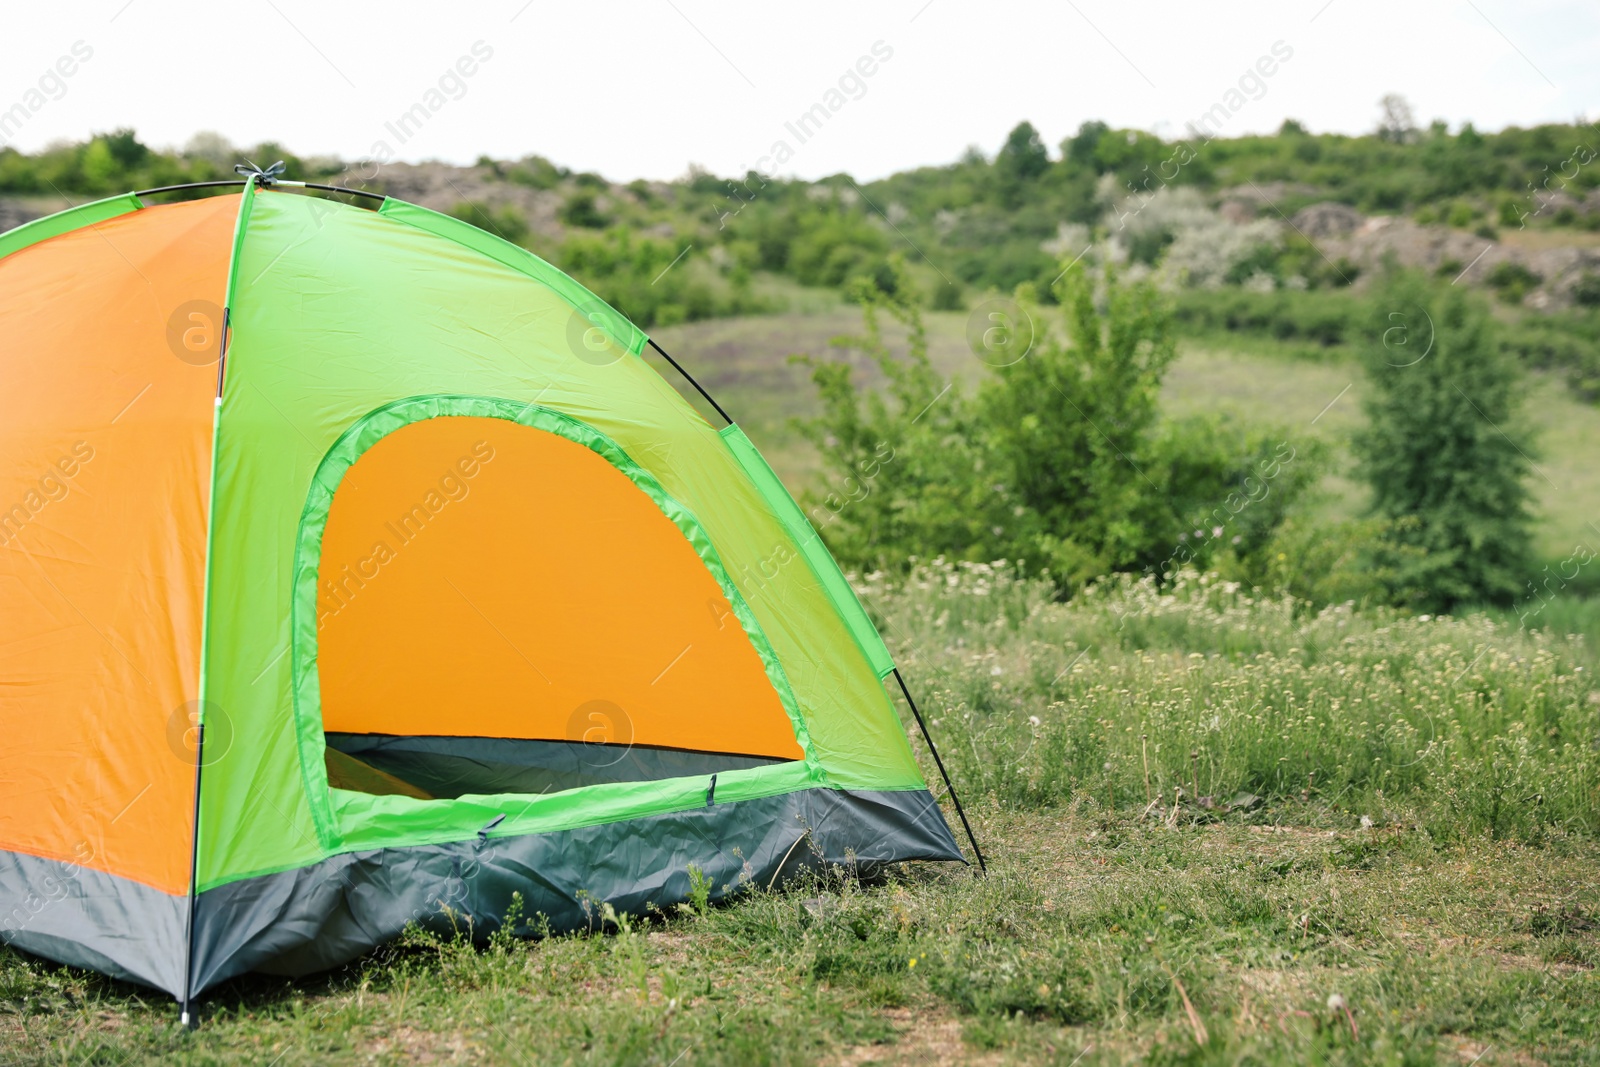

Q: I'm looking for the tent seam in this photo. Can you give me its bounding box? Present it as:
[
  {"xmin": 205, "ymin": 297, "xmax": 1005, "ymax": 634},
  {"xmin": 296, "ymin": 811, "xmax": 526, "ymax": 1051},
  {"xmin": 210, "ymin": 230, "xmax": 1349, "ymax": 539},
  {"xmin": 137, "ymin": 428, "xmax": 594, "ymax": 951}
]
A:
[
  {"xmin": 194, "ymin": 781, "xmax": 935, "ymax": 894},
  {"xmin": 0, "ymin": 192, "xmax": 143, "ymax": 263},
  {"xmin": 183, "ymin": 179, "xmax": 258, "ymax": 1011}
]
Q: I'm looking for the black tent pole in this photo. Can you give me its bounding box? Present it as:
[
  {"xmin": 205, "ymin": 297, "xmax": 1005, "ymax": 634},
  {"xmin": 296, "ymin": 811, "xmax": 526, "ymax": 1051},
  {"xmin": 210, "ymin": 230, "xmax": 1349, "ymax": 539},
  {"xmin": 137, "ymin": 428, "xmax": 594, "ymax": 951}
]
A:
[
  {"xmin": 133, "ymin": 179, "xmax": 387, "ymax": 205},
  {"xmin": 647, "ymin": 338, "xmax": 733, "ymax": 426},
  {"xmin": 892, "ymin": 667, "xmax": 986, "ymax": 874},
  {"xmin": 640, "ymin": 339, "xmax": 983, "ymax": 872},
  {"xmin": 178, "ymin": 721, "xmax": 205, "ymax": 1028}
]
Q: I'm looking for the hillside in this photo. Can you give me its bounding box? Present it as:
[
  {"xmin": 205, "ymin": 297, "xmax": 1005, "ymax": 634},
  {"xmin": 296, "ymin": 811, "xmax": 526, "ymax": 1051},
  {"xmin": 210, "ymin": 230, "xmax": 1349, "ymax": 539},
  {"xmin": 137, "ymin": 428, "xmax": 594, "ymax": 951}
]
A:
[
  {"xmin": 4, "ymin": 118, "xmax": 1600, "ymax": 313},
  {"xmin": 651, "ymin": 308, "xmax": 1600, "ymax": 566},
  {"xmin": 6, "ymin": 118, "xmax": 1599, "ymax": 571}
]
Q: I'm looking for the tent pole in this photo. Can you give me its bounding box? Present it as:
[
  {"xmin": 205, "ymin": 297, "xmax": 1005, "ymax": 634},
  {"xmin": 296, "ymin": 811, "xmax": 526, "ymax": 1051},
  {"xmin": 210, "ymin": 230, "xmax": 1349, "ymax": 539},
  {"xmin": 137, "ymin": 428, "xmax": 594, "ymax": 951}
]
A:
[
  {"xmin": 891, "ymin": 668, "xmax": 986, "ymax": 874},
  {"xmin": 133, "ymin": 179, "xmax": 386, "ymax": 206},
  {"xmin": 646, "ymin": 338, "xmax": 733, "ymax": 426},
  {"xmin": 133, "ymin": 180, "xmax": 248, "ymax": 197},
  {"xmin": 179, "ymin": 721, "xmax": 205, "ymax": 1028},
  {"xmin": 179, "ymin": 178, "xmax": 256, "ymax": 1027},
  {"xmin": 644, "ymin": 338, "xmax": 977, "ymax": 875}
]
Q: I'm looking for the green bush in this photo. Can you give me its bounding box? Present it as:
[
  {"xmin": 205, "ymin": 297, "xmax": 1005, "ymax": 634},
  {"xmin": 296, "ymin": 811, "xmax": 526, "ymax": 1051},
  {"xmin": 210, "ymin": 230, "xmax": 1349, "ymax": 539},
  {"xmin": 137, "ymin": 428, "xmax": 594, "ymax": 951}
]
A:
[
  {"xmin": 1233, "ymin": 513, "xmax": 1429, "ymax": 607},
  {"xmin": 505, "ymin": 155, "xmax": 565, "ymax": 190},
  {"xmin": 1447, "ymin": 201, "xmax": 1480, "ymax": 228},
  {"xmin": 1356, "ymin": 273, "xmax": 1536, "ymax": 609},
  {"xmin": 1486, "ymin": 261, "xmax": 1543, "ymax": 304},
  {"xmin": 930, "ymin": 277, "xmax": 965, "ymax": 310},
  {"xmin": 558, "ymin": 192, "xmax": 609, "ymax": 229},
  {"xmin": 790, "ymin": 263, "xmax": 1003, "ymax": 569},
  {"xmin": 1571, "ymin": 272, "xmax": 1600, "ymax": 307},
  {"xmin": 1499, "ymin": 309, "xmax": 1600, "ymax": 402},
  {"xmin": 796, "ymin": 260, "xmax": 1314, "ymax": 590},
  {"xmin": 446, "ymin": 200, "xmax": 529, "ymax": 246},
  {"xmin": 1169, "ymin": 288, "xmax": 1361, "ymax": 350},
  {"xmin": 556, "ymin": 229, "xmax": 763, "ymax": 328}
]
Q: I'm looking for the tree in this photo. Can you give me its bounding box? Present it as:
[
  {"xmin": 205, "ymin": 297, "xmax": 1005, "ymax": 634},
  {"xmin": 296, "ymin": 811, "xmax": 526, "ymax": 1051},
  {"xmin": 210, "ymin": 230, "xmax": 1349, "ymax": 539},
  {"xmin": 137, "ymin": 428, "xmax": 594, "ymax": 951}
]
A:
[
  {"xmin": 994, "ymin": 120, "xmax": 1050, "ymax": 208},
  {"xmin": 1376, "ymin": 93, "xmax": 1417, "ymax": 143},
  {"xmin": 997, "ymin": 121, "xmax": 1050, "ymax": 183},
  {"xmin": 1355, "ymin": 273, "xmax": 1535, "ymax": 609},
  {"xmin": 1064, "ymin": 120, "xmax": 1110, "ymax": 168},
  {"xmin": 99, "ymin": 129, "xmax": 149, "ymax": 169}
]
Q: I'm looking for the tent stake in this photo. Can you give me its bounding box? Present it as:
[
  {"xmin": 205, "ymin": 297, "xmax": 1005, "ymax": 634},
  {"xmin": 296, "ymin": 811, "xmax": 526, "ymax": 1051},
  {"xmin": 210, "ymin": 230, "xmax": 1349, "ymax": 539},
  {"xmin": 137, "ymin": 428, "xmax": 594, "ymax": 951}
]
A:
[{"xmin": 892, "ymin": 668, "xmax": 986, "ymax": 874}]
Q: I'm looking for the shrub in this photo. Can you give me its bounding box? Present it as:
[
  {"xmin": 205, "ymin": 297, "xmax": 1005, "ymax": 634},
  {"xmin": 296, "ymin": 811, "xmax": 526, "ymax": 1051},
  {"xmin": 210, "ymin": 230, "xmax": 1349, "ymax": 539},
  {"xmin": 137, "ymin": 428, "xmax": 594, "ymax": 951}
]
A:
[
  {"xmin": 556, "ymin": 229, "xmax": 763, "ymax": 328},
  {"xmin": 1355, "ymin": 273, "xmax": 1536, "ymax": 609},
  {"xmin": 930, "ymin": 277, "xmax": 965, "ymax": 310},
  {"xmin": 1498, "ymin": 309, "xmax": 1600, "ymax": 403},
  {"xmin": 1169, "ymin": 288, "xmax": 1362, "ymax": 349},
  {"xmin": 1486, "ymin": 261, "xmax": 1543, "ymax": 304},
  {"xmin": 446, "ymin": 200, "xmax": 529, "ymax": 246},
  {"xmin": 796, "ymin": 260, "xmax": 1313, "ymax": 590},
  {"xmin": 1572, "ymin": 272, "xmax": 1600, "ymax": 307},
  {"xmin": 1447, "ymin": 201, "xmax": 1479, "ymax": 228},
  {"xmin": 559, "ymin": 192, "xmax": 609, "ymax": 229},
  {"xmin": 790, "ymin": 262, "xmax": 1003, "ymax": 569}
]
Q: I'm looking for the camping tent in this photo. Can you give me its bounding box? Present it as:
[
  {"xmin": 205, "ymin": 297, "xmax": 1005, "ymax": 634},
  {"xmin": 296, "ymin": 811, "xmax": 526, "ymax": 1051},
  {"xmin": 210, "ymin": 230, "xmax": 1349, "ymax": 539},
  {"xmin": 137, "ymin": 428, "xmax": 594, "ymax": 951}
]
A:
[{"xmin": 0, "ymin": 173, "xmax": 977, "ymax": 1017}]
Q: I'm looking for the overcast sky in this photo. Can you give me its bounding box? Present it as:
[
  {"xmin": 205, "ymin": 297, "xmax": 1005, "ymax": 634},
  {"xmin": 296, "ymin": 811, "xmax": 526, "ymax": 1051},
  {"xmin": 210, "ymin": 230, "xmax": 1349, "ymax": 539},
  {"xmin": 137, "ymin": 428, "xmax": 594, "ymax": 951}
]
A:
[{"xmin": 2, "ymin": 0, "xmax": 1596, "ymax": 182}]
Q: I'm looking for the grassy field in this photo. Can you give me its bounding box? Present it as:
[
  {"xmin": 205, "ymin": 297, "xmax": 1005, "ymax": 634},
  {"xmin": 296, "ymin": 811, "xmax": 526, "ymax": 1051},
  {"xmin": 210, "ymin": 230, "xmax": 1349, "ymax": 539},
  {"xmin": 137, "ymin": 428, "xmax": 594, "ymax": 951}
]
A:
[
  {"xmin": 4, "ymin": 307, "xmax": 1597, "ymax": 1064},
  {"xmin": 4, "ymin": 567, "xmax": 1596, "ymax": 1065}
]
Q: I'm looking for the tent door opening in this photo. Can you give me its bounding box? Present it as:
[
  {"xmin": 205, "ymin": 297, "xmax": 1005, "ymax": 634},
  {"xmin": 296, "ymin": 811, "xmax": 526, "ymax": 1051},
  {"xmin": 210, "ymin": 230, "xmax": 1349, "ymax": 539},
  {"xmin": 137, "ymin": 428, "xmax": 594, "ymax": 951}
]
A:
[{"xmin": 308, "ymin": 408, "xmax": 805, "ymax": 800}]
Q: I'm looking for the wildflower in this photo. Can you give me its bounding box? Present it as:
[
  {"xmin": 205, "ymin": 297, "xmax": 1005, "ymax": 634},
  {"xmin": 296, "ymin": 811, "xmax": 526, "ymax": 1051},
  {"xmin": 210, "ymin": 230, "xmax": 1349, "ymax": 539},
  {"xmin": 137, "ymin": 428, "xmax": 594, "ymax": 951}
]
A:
[
  {"xmin": 1212, "ymin": 526, "xmax": 1223, "ymax": 538},
  {"xmin": 1028, "ymin": 715, "xmax": 1041, "ymax": 726}
]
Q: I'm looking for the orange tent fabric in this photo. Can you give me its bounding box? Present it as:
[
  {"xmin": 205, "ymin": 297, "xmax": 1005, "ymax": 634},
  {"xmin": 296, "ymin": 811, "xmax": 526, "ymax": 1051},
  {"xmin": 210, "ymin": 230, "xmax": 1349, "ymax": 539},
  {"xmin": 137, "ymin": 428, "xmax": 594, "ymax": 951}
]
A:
[
  {"xmin": 317, "ymin": 415, "xmax": 802, "ymax": 759},
  {"xmin": 0, "ymin": 196, "xmax": 237, "ymax": 894}
]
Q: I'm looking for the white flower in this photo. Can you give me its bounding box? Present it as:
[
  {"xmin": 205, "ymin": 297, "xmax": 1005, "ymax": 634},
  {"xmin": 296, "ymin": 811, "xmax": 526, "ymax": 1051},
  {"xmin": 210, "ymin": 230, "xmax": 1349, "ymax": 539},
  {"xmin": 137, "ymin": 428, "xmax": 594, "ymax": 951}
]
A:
[
  {"xmin": 1212, "ymin": 526, "xmax": 1223, "ymax": 538},
  {"xmin": 990, "ymin": 666, "xmax": 1003, "ymax": 676},
  {"xmin": 1360, "ymin": 814, "xmax": 1373, "ymax": 829},
  {"xmin": 1326, "ymin": 993, "xmax": 1347, "ymax": 1011},
  {"xmin": 1028, "ymin": 715, "xmax": 1041, "ymax": 726}
]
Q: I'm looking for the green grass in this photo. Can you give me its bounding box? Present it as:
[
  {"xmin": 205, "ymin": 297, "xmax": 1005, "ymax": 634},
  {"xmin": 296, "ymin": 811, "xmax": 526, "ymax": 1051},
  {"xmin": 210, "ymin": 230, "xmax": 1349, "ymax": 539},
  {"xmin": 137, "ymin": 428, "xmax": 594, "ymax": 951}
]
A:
[
  {"xmin": 4, "ymin": 567, "xmax": 1596, "ymax": 1065},
  {"xmin": 865, "ymin": 562, "xmax": 1600, "ymax": 844}
]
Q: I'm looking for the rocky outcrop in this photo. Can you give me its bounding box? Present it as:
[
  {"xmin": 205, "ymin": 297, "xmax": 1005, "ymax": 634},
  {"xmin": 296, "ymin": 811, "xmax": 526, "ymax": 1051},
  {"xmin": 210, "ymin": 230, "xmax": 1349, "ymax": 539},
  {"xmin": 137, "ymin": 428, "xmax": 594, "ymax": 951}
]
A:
[
  {"xmin": 1259, "ymin": 200, "xmax": 1600, "ymax": 309},
  {"xmin": 1290, "ymin": 201, "xmax": 1362, "ymax": 238},
  {"xmin": 0, "ymin": 200, "xmax": 41, "ymax": 234}
]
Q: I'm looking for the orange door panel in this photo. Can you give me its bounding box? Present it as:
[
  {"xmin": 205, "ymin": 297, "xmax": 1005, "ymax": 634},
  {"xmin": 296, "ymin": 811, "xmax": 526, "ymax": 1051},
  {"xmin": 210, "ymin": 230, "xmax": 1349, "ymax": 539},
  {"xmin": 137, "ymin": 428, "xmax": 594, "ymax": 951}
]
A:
[
  {"xmin": 317, "ymin": 415, "xmax": 803, "ymax": 761},
  {"xmin": 0, "ymin": 196, "xmax": 239, "ymax": 894}
]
